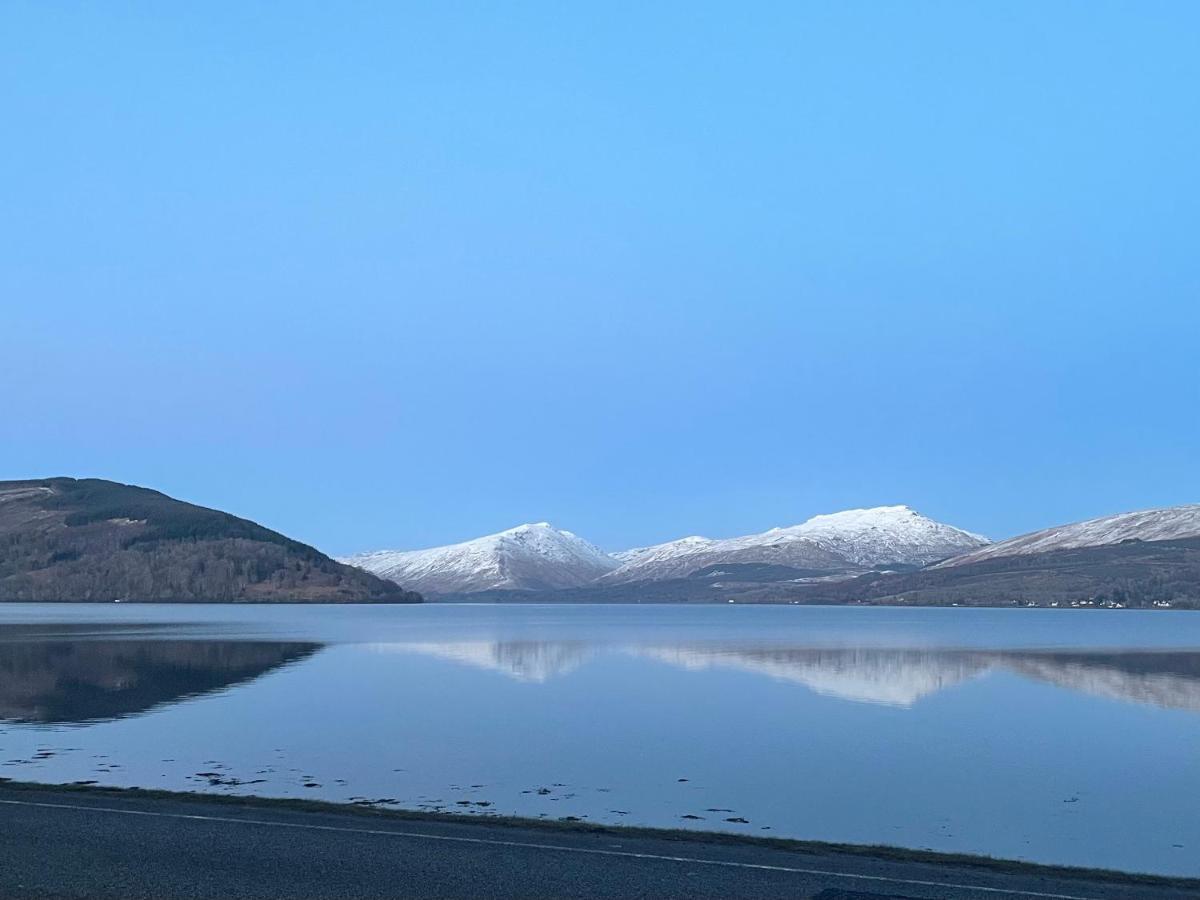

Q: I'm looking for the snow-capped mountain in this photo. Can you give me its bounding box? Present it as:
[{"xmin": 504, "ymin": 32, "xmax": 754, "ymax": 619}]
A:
[
  {"xmin": 340, "ymin": 523, "xmax": 618, "ymax": 594},
  {"xmin": 342, "ymin": 506, "xmax": 988, "ymax": 596},
  {"xmin": 935, "ymin": 504, "xmax": 1200, "ymax": 569},
  {"xmin": 603, "ymin": 506, "xmax": 988, "ymax": 584}
]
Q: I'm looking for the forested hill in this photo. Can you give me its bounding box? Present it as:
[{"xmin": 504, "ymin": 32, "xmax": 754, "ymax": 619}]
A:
[{"xmin": 0, "ymin": 478, "xmax": 421, "ymax": 603}]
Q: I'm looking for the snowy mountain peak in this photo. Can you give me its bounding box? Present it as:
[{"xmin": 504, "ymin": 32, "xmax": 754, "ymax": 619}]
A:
[
  {"xmin": 795, "ymin": 504, "xmax": 962, "ymax": 534},
  {"xmin": 792, "ymin": 505, "xmax": 920, "ymax": 535},
  {"xmin": 936, "ymin": 504, "xmax": 1200, "ymax": 568},
  {"xmin": 782, "ymin": 505, "xmax": 989, "ymax": 566},
  {"xmin": 603, "ymin": 506, "xmax": 988, "ymax": 584},
  {"xmin": 340, "ymin": 522, "xmax": 618, "ymax": 595}
]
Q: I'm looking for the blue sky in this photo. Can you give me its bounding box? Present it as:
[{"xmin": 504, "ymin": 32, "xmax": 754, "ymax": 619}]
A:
[{"xmin": 3, "ymin": 2, "xmax": 1198, "ymax": 555}]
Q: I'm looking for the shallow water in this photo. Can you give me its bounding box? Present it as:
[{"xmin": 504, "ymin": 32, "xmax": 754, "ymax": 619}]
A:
[{"xmin": 1, "ymin": 603, "xmax": 1198, "ymax": 876}]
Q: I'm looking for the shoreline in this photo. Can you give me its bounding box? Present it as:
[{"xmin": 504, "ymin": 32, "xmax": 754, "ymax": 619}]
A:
[
  {"xmin": 0, "ymin": 598, "xmax": 1196, "ymax": 609},
  {"xmin": 0, "ymin": 778, "xmax": 1196, "ymax": 890}
]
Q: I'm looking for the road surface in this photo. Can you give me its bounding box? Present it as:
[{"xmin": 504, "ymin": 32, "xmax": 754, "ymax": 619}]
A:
[{"xmin": 0, "ymin": 785, "xmax": 1194, "ymax": 899}]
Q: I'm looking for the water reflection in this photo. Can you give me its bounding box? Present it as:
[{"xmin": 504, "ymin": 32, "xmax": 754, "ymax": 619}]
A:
[
  {"xmin": 0, "ymin": 638, "xmax": 320, "ymax": 724},
  {"xmin": 3, "ymin": 607, "xmax": 1197, "ymax": 876},
  {"xmin": 638, "ymin": 646, "xmax": 987, "ymax": 706},
  {"xmin": 392, "ymin": 640, "xmax": 1200, "ymax": 711},
  {"xmin": 390, "ymin": 640, "xmax": 593, "ymax": 682},
  {"xmin": 1002, "ymin": 651, "xmax": 1200, "ymax": 713},
  {"xmin": 4, "ymin": 629, "xmax": 1200, "ymax": 727}
]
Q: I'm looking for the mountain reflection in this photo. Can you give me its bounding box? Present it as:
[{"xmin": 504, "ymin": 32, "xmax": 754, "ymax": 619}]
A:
[
  {"xmin": 637, "ymin": 646, "xmax": 988, "ymax": 706},
  {"xmin": 381, "ymin": 641, "xmax": 593, "ymax": 682},
  {"xmin": 0, "ymin": 639, "xmax": 321, "ymax": 724},
  {"xmin": 393, "ymin": 640, "xmax": 1200, "ymax": 712},
  {"xmin": 1002, "ymin": 652, "xmax": 1200, "ymax": 714}
]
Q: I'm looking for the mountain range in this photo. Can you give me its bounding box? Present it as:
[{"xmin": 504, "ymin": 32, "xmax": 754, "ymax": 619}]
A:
[
  {"xmin": 3, "ymin": 475, "xmax": 1198, "ymax": 608},
  {"xmin": 344, "ymin": 504, "xmax": 1200, "ymax": 608},
  {"xmin": 341, "ymin": 506, "xmax": 986, "ymax": 595}
]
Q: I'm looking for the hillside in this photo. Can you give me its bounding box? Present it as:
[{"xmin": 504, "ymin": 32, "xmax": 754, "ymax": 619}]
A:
[{"xmin": 0, "ymin": 478, "xmax": 421, "ymax": 603}]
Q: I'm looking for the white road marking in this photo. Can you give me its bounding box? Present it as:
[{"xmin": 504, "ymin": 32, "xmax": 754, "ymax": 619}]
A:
[{"xmin": 0, "ymin": 797, "xmax": 1106, "ymax": 899}]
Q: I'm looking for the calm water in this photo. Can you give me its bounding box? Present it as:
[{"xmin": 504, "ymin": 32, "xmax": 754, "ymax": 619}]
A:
[{"xmin": 1, "ymin": 603, "xmax": 1198, "ymax": 876}]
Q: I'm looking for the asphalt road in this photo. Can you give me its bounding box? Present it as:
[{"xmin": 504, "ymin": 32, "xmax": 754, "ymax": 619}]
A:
[{"xmin": 0, "ymin": 786, "xmax": 1194, "ymax": 900}]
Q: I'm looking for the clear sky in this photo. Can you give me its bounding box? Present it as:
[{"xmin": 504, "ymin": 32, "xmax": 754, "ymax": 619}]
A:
[{"xmin": 3, "ymin": 2, "xmax": 1198, "ymax": 556}]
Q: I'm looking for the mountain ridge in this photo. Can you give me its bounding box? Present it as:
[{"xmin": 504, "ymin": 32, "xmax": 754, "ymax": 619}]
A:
[{"xmin": 934, "ymin": 504, "xmax": 1200, "ymax": 568}]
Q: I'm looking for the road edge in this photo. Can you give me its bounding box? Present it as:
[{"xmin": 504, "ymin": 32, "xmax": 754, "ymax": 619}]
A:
[{"xmin": 0, "ymin": 779, "xmax": 1195, "ymax": 890}]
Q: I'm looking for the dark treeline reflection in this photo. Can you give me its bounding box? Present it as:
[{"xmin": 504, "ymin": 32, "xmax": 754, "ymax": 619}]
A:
[{"xmin": 0, "ymin": 638, "xmax": 321, "ymax": 724}]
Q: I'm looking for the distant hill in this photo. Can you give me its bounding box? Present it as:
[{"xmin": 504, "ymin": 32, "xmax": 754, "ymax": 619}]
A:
[{"xmin": 0, "ymin": 478, "xmax": 421, "ymax": 603}]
